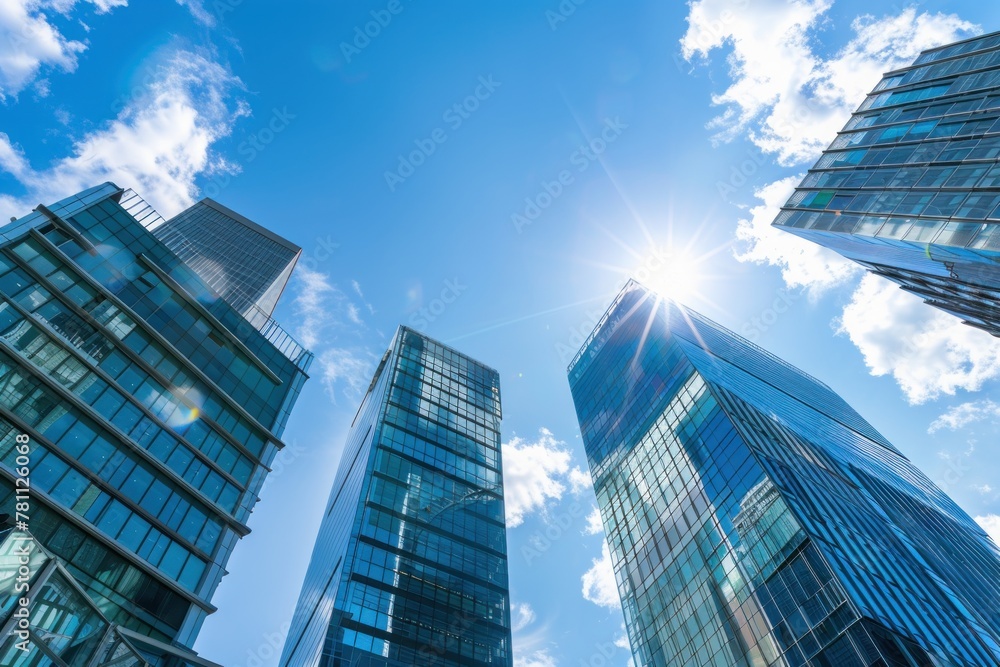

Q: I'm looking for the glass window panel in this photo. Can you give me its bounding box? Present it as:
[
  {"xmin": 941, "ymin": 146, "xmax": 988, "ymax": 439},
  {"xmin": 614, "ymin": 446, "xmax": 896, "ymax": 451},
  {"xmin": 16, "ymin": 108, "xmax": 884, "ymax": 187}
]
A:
[
  {"xmin": 934, "ymin": 222, "xmax": 986, "ymax": 248},
  {"xmin": 945, "ymin": 165, "xmax": 989, "ymax": 188},
  {"xmin": 956, "ymin": 194, "xmax": 1000, "ymax": 218},
  {"xmin": 96, "ymin": 499, "xmax": 130, "ymax": 537},
  {"xmin": 875, "ymin": 218, "xmax": 914, "ymax": 239},
  {"xmin": 854, "ymin": 216, "xmax": 887, "ymax": 237},
  {"xmin": 925, "ymin": 193, "xmax": 968, "ymax": 216},
  {"xmin": 160, "ymin": 542, "xmax": 188, "ymax": 578},
  {"xmin": 978, "ymin": 164, "xmax": 1000, "ymax": 188},
  {"xmin": 903, "ymin": 220, "xmax": 945, "ymax": 243}
]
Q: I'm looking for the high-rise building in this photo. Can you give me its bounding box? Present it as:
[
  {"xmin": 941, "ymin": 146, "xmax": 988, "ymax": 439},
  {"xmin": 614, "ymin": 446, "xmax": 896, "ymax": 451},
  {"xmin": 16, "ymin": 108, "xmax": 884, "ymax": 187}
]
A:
[
  {"xmin": 0, "ymin": 183, "xmax": 311, "ymax": 665},
  {"xmin": 280, "ymin": 327, "xmax": 512, "ymax": 667},
  {"xmin": 152, "ymin": 198, "xmax": 302, "ymax": 324},
  {"xmin": 568, "ymin": 281, "xmax": 1000, "ymax": 667},
  {"xmin": 773, "ymin": 31, "xmax": 1000, "ymax": 337}
]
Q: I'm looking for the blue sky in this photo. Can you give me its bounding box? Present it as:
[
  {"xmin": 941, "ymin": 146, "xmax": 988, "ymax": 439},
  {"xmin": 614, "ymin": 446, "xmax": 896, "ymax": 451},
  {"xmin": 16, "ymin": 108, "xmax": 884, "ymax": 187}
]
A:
[{"xmin": 2, "ymin": 1, "xmax": 1000, "ymax": 666}]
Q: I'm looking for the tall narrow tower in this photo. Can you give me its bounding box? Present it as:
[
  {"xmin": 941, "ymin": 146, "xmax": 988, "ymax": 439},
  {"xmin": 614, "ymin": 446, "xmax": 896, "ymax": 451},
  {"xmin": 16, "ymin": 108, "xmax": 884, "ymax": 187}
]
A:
[
  {"xmin": 281, "ymin": 327, "xmax": 513, "ymax": 667},
  {"xmin": 152, "ymin": 198, "xmax": 301, "ymax": 325},
  {"xmin": 568, "ymin": 281, "xmax": 1000, "ymax": 667}
]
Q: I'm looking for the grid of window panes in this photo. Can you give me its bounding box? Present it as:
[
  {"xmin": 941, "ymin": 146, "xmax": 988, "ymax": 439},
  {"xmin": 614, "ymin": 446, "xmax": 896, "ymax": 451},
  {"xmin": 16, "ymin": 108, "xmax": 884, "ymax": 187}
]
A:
[
  {"xmin": 569, "ymin": 282, "xmax": 1000, "ymax": 666},
  {"xmin": 0, "ymin": 527, "xmax": 150, "ymax": 667},
  {"xmin": 773, "ymin": 30, "xmax": 1000, "ymax": 337},
  {"xmin": 282, "ymin": 345, "xmax": 396, "ymax": 667},
  {"xmin": 153, "ymin": 200, "xmax": 300, "ymax": 319},
  {"xmin": 0, "ymin": 183, "xmax": 309, "ymax": 653},
  {"xmin": 281, "ymin": 327, "xmax": 511, "ymax": 667},
  {"xmin": 717, "ymin": 387, "xmax": 1000, "ymax": 666}
]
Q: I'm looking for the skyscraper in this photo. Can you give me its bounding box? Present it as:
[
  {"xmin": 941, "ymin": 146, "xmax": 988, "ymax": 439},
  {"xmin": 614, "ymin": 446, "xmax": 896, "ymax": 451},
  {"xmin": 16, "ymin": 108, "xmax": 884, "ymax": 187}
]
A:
[
  {"xmin": 0, "ymin": 183, "xmax": 311, "ymax": 665},
  {"xmin": 152, "ymin": 198, "xmax": 302, "ymax": 324},
  {"xmin": 568, "ymin": 281, "xmax": 1000, "ymax": 667},
  {"xmin": 772, "ymin": 31, "xmax": 1000, "ymax": 337},
  {"xmin": 280, "ymin": 327, "xmax": 512, "ymax": 667}
]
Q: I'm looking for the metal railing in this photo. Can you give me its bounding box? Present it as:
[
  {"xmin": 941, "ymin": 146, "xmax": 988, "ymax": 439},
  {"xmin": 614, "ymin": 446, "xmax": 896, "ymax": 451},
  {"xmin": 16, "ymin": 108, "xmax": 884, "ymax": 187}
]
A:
[{"xmin": 119, "ymin": 188, "xmax": 166, "ymax": 232}]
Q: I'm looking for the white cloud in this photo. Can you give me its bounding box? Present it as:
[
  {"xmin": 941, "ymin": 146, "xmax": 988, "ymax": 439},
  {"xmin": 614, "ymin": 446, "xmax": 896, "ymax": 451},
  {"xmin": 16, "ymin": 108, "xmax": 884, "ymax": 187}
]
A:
[
  {"xmin": 175, "ymin": 0, "xmax": 215, "ymax": 27},
  {"xmin": 682, "ymin": 3, "xmax": 977, "ymax": 165},
  {"xmin": 514, "ymin": 650, "xmax": 557, "ymax": 667},
  {"xmin": 502, "ymin": 428, "xmax": 572, "ymax": 528},
  {"xmin": 734, "ymin": 175, "xmax": 861, "ymax": 296},
  {"xmin": 290, "ymin": 266, "xmax": 376, "ymax": 401},
  {"xmin": 838, "ymin": 275, "xmax": 1000, "ymax": 404},
  {"xmin": 315, "ymin": 347, "xmax": 373, "ymax": 402},
  {"xmin": 615, "ymin": 624, "xmax": 632, "ymax": 655},
  {"xmin": 0, "ymin": 46, "xmax": 247, "ymax": 220},
  {"xmin": 929, "ymin": 400, "xmax": 1000, "ymax": 434},
  {"xmin": 351, "ymin": 279, "xmax": 376, "ymax": 315},
  {"xmin": 293, "ymin": 266, "xmax": 338, "ymax": 349},
  {"xmin": 584, "ymin": 506, "xmax": 603, "ymax": 536},
  {"xmin": 567, "ymin": 466, "xmax": 592, "ymax": 494},
  {"xmin": 581, "ymin": 542, "xmax": 620, "ymax": 610},
  {"xmin": 976, "ymin": 514, "xmax": 1000, "ymax": 548},
  {"xmin": 0, "ymin": 0, "xmax": 127, "ymax": 101},
  {"xmin": 510, "ymin": 603, "xmax": 536, "ymax": 633},
  {"xmin": 681, "ymin": 0, "xmax": 834, "ymax": 164},
  {"xmin": 346, "ymin": 302, "xmax": 362, "ymax": 325}
]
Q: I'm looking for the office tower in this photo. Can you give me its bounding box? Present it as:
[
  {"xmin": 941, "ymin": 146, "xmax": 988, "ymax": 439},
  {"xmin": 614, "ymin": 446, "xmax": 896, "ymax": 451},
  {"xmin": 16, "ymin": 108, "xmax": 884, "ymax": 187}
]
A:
[
  {"xmin": 772, "ymin": 31, "xmax": 1000, "ymax": 336},
  {"xmin": 281, "ymin": 327, "xmax": 512, "ymax": 667},
  {"xmin": 568, "ymin": 281, "xmax": 1000, "ymax": 667},
  {"xmin": 0, "ymin": 183, "xmax": 311, "ymax": 665},
  {"xmin": 152, "ymin": 198, "xmax": 302, "ymax": 324}
]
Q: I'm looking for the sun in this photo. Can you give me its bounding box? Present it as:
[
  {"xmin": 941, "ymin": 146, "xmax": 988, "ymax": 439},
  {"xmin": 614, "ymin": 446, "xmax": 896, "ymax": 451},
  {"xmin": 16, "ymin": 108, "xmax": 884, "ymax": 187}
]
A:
[{"xmin": 630, "ymin": 247, "xmax": 704, "ymax": 305}]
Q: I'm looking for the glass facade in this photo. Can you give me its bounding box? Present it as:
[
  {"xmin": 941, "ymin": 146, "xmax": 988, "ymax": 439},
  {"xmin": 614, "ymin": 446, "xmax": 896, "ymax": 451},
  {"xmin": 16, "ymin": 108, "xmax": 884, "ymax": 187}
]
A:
[
  {"xmin": 773, "ymin": 30, "xmax": 1000, "ymax": 336},
  {"xmin": 280, "ymin": 327, "xmax": 512, "ymax": 667},
  {"xmin": 152, "ymin": 198, "xmax": 302, "ymax": 322},
  {"xmin": 0, "ymin": 183, "xmax": 311, "ymax": 664},
  {"xmin": 0, "ymin": 524, "xmax": 151, "ymax": 667},
  {"xmin": 568, "ymin": 281, "xmax": 1000, "ymax": 667}
]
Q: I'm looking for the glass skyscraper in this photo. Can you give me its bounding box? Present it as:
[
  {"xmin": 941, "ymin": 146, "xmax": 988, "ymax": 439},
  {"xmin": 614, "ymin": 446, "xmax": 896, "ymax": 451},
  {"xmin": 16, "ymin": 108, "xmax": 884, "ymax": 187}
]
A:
[
  {"xmin": 568, "ymin": 281, "xmax": 1000, "ymax": 666},
  {"xmin": 773, "ymin": 30, "xmax": 1000, "ymax": 337},
  {"xmin": 0, "ymin": 183, "xmax": 311, "ymax": 665},
  {"xmin": 280, "ymin": 327, "xmax": 512, "ymax": 667},
  {"xmin": 152, "ymin": 198, "xmax": 302, "ymax": 324}
]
